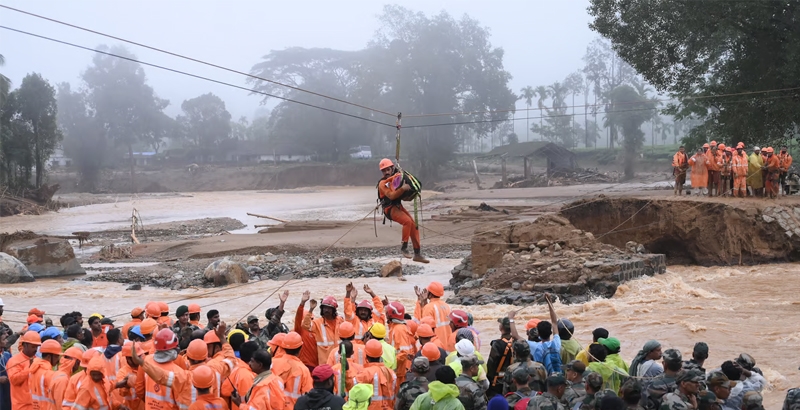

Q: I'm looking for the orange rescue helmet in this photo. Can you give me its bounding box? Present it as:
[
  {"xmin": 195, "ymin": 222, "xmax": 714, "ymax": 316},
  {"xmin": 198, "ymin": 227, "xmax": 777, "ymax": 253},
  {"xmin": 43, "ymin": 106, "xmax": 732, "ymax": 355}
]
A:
[
  {"xmin": 145, "ymin": 302, "xmax": 161, "ymax": 318},
  {"xmin": 718, "ymin": 143, "xmax": 726, "ymax": 150},
  {"xmin": 426, "ymin": 282, "xmax": 444, "ymax": 297},
  {"xmin": 416, "ymin": 324, "xmax": 435, "ymax": 338},
  {"xmin": 737, "ymin": 142, "xmax": 745, "ymax": 149},
  {"xmin": 379, "ymin": 158, "xmax": 394, "ymax": 171},
  {"xmin": 203, "ymin": 330, "xmax": 221, "ymax": 345},
  {"xmin": 281, "ymin": 332, "xmax": 303, "ymax": 350},
  {"xmin": 188, "ymin": 304, "xmax": 201, "ymax": 314},
  {"xmin": 365, "ymin": 339, "xmax": 383, "ymax": 358},
  {"xmin": 40, "ymin": 339, "xmax": 63, "ymax": 355},
  {"xmin": 702, "ymin": 143, "xmax": 710, "ymax": 148},
  {"xmin": 765, "ymin": 147, "xmax": 774, "ymax": 153},
  {"xmin": 159, "ymin": 302, "xmax": 169, "ymax": 315},
  {"xmin": 710, "ymin": 141, "xmax": 717, "ymax": 146},
  {"xmin": 187, "ymin": 339, "xmax": 209, "ymax": 361},
  {"xmin": 130, "ymin": 307, "xmax": 144, "ymax": 317},
  {"xmin": 64, "ymin": 346, "xmax": 84, "ymax": 361},
  {"xmin": 339, "ymin": 322, "xmax": 355, "ymax": 339},
  {"xmin": 21, "ymin": 331, "xmax": 42, "ymax": 346},
  {"xmin": 140, "ymin": 318, "xmax": 158, "ymax": 336},
  {"xmin": 421, "ymin": 342, "xmax": 441, "ymax": 361},
  {"xmin": 420, "ymin": 317, "xmax": 435, "ymax": 328},
  {"xmin": 81, "ymin": 349, "xmax": 101, "ymax": 367},
  {"xmin": 87, "ymin": 356, "xmax": 106, "ymax": 373},
  {"xmin": 407, "ymin": 320, "xmax": 418, "ymax": 336},
  {"xmin": 192, "ymin": 365, "xmax": 215, "ymax": 389},
  {"xmin": 526, "ymin": 319, "xmax": 541, "ymax": 330},
  {"xmin": 121, "ymin": 343, "xmax": 134, "ymax": 358},
  {"xmin": 268, "ymin": 333, "xmax": 285, "ymax": 352}
]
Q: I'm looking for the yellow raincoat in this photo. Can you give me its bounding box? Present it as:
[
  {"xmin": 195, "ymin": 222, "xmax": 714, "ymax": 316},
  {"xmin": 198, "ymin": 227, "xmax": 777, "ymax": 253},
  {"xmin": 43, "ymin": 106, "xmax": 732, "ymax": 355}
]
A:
[{"xmin": 747, "ymin": 152, "xmax": 764, "ymax": 189}]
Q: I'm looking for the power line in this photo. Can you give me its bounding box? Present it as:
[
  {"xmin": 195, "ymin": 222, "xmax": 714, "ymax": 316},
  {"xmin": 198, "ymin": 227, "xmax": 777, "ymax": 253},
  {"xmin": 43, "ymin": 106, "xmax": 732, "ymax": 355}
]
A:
[
  {"xmin": 0, "ymin": 26, "xmax": 396, "ymax": 129},
  {"xmin": 0, "ymin": 4, "xmax": 398, "ymax": 118}
]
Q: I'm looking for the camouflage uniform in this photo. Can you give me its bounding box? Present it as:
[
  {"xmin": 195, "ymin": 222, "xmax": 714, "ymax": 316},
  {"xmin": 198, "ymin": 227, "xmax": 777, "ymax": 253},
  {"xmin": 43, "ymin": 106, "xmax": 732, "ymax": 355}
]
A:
[
  {"xmin": 526, "ymin": 392, "xmax": 566, "ymax": 410},
  {"xmin": 659, "ymin": 391, "xmax": 695, "ymax": 410},
  {"xmin": 784, "ymin": 388, "xmax": 800, "ymax": 410},
  {"xmin": 456, "ymin": 374, "xmax": 488, "ymax": 410},
  {"xmin": 741, "ymin": 391, "xmax": 764, "ymax": 410},
  {"xmin": 397, "ymin": 376, "xmax": 431, "ymax": 410},
  {"xmin": 578, "ymin": 389, "xmax": 617, "ymax": 410},
  {"xmin": 620, "ymin": 379, "xmax": 646, "ymax": 410},
  {"xmin": 682, "ymin": 359, "xmax": 705, "ymax": 374},
  {"xmin": 562, "ymin": 380, "xmax": 586, "ymax": 408},
  {"xmin": 171, "ymin": 322, "xmax": 199, "ymax": 345},
  {"xmin": 506, "ymin": 386, "xmax": 536, "ymax": 409},
  {"xmin": 505, "ymin": 360, "xmax": 548, "ymax": 394},
  {"xmin": 696, "ymin": 390, "xmax": 719, "ymax": 410},
  {"xmin": 641, "ymin": 349, "xmax": 682, "ymax": 410}
]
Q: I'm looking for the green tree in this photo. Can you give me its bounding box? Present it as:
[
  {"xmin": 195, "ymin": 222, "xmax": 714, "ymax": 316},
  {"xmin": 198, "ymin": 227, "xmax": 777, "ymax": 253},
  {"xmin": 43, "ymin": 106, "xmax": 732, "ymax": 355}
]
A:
[
  {"xmin": 534, "ymin": 85, "xmax": 550, "ymax": 139},
  {"xmin": 178, "ymin": 93, "xmax": 232, "ymax": 159},
  {"xmin": 231, "ymin": 116, "xmax": 249, "ymax": 140},
  {"xmin": 564, "ymin": 72, "xmax": 584, "ymax": 146},
  {"xmin": 607, "ymin": 85, "xmax": 655, "ymax": 179},
  {"xmin": 0, "ymin": 54, "xmax": 10, "ymax": 107},
  {"xmin": 82, "ymin": 45, "xmax": 168, "ymax": 192},
  {"xmin": 588, "ymin": 0, "xmax": 800, "ymax": 147},
  {"xmin": 519, "ymin": 86, "xmax": 535, "ymax": 142},
  {"xmin": 531, "ymin": 81, "xmax": 582, "ymax": 147},
  {"xmin": 14, "ymin": 73, "xmax": 62, "ymax": 188}
]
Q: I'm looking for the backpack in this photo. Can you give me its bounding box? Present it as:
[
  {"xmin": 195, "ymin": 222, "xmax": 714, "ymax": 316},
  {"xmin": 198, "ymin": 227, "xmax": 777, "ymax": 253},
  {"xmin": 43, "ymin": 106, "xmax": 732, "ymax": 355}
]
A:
[
  {"xmin": 513, "ymin": 393, "xmax": 540, "ymax": 410},
  {"xmin": 392, "ymin": 169, "xmax": 422, "ymax": 201},
  {"xmin": 540, "ymin": 341, "xmax": 562, "ymax": 375}
]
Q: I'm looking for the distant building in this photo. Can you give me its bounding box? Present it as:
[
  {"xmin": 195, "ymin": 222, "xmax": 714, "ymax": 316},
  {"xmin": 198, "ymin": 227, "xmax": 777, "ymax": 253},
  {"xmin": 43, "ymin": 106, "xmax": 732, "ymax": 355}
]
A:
[
  {"xmin": 124, "ymin": 152, "xmax": 157, "ymax": 166},
  {"xmin": 46, "ymin": 148, "xmax": 72, "ymax": 168}
]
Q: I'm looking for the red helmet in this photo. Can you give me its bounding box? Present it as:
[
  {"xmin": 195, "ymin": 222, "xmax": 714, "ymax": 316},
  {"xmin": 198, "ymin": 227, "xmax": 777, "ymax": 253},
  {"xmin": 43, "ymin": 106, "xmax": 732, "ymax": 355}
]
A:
[
  {"xmin": 321, "ymin": 296, "xmax": 338, "ymax": 309},
  {"xmin": 154, "ymin": 328, "xmax": 179, "ymax": 351},
  {"xmin": 449, "ymin": 310, "xmax": 469, "ymax": 329},
  {"xmin": 386, "ymin": 301, "xmax": 405, "ymax": 321},
  {"xmin": 356, "ymin": 300, "xmax": 373, "ymax": 310}
]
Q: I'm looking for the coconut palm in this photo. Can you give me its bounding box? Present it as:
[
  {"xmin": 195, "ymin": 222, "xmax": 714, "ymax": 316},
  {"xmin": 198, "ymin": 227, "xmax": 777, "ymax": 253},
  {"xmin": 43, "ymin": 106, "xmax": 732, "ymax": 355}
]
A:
[
  {"xmin": 534, "ymin": 85, "xmax": 549, "ymax": 139},
  {"xmin": 519, "ymin": 86, "xmax": 535, "ymax": 142}
]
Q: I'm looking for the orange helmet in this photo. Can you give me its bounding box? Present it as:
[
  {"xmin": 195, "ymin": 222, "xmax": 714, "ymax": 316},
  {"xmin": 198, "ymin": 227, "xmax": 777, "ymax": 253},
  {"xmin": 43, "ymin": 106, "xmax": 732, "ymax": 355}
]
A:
[
  {"xmin": 710, "ymin": 141, "xmax": 717, "ymax": 146},
  {"xmin": 130, "ymin": 307, "xmax": 144, "ymax": 317},
  {"xmin": 81, "ymin": 349, "xmax": 101, "ymax": 367},
  {"xmin": 702, "ymin": 143, "xmax": 710, "ymax": 148},
  {"xmin": 281, "ymin": 332, "xmax": 303, "ymax": 350},
  {"xmin": 416, "ymin": 324, "xmax": 435, "ymax": 338},
  {"xmin": 87, "ymin": 356, "xmax": 106, "ymax": 374},
  {"xmin": 121, "ymin": 343, "xmax": 133, "ymax": 358},
  {"xmin": 154, "ymin": 329, "xmax": 179, "ymax": 351},
  {"xmin": 386, "ymin": 302, "xmax": 405, "ymax": 321},
  {"xmin": 339, "ymin": 322, "xmax": 355, "ymax": 339},
  {"xmin": 320, "ymin": 296, "xmax": 338, "ymax": 309},
  {"xmin": 365, "ymin": 339, "xmax": 383, "ymax": 358},
  {"xmin": 379, "ymin": 158, "xmax": 394, "ymax": 170},
  {"xmin": 64, "ymin": 346, "xmax": 84, "ymax": 361},
  {"xmin": 159, "ymin": 302, "xmax": 169, "ymax": 315},
  {"xmin": 420, "ymin": 317, "xmax": 435, "ymax": 328},
  {"xmin": 140, "ymin": 318, "xmax": 158, "ymax": 336},
  {"xmin": 421, "ymin": 342, "xmax": 440, "ymax": 361},
  {"xmin": 21, "ymin": 331, "xmax": 42, "ymax": 346},
  {"xmin": 192, "ymin": 365, "xmax": 215, "ymax": 389},
  {"xmin": 718, "ymin": 143, "xmax": 726, "ymax": 150},
  {"xmin": 188, "ymin": 304, "xmax": 201, "ymax": 314},
  {"xmin": 525, "ymin": 319, "xmax": 541, "ymax": 330},
  {"xmin": 40, "ymin": 340, "xmax": 63, "ymax": 355},
  {"xmin": 765, "ymin": 147, "xmax": 774, "ymax": 153},
  {"xmin": 268, "ymin": 333, "xmax": 285, "ymax": 352},
  {"xmin": 187, "ymin": 339, "xmax": 209, "ymax": 361},
  {"xmin": 145, "ymin": 302, "xmax": 161, "ymax": 318},
  {"xmin": 407, "ymin": 320, "xmax": 418, "ymax": 336},
  {"xmin": 203, "ymin": 331, "xmax": 221, "ymax": 345},
  {"xmin": 449, "ymin": 310, "xmax": 469, "ymax": 329},
  {"xmin": 737, "ymin": 142, "xmax": 745, "ymax": 149},
  {"xmin": 426, "ymin": 282, "xmax": 444, "ymax": 297}
]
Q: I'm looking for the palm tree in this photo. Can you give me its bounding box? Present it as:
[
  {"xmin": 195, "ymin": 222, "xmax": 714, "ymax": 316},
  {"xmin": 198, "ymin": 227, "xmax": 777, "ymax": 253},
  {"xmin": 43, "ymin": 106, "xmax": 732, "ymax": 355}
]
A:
[
  {"xmin": 534, "ymin": 85, "xmax": 549, "ymax": 140},
  {"xmin": 519, "ymin": 86, "xmax": 535, "ymax": 142}
]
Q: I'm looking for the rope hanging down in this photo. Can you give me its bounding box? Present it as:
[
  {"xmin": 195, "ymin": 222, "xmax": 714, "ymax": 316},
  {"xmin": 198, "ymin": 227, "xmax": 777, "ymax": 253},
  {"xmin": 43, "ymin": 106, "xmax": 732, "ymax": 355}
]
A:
[{"xmin": 395, "ymin": 112, "xmax": 402, "ymax": 165}]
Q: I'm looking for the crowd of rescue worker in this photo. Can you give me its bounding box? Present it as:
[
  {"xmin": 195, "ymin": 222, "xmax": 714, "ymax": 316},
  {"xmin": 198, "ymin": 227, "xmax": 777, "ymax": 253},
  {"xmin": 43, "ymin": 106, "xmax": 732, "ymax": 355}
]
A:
[
  {"xmin": 1, "ymin": 281, "xmax": 798, "ymax": 410},
  {"xmin": 672, "ymin": 142, "xmax": 793, "ymax": 198}
]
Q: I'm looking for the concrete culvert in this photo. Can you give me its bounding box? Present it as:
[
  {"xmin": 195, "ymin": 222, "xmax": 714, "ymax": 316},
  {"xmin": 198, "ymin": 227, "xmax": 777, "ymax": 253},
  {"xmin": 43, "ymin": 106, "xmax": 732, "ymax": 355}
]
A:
[{"xmin": 560, "ymin": 197, "xmax": 800, "ymax": 266}]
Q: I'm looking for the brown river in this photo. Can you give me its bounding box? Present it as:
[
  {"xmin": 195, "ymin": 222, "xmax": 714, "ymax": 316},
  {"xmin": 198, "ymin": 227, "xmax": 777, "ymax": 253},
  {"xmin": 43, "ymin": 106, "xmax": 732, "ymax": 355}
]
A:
[{"xmin": 1, "ymin": 188, "xmax": 798, "ymax": 407}]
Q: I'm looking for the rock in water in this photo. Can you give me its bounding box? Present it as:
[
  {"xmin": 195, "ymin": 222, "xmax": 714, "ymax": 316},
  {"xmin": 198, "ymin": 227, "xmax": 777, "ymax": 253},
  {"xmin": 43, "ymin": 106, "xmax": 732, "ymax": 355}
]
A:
[
  {"xmin": 381, "ymin": 260, "xmax": 403, "ymax": 277},
  {"xmin": 0, "ymin": 252, "xmax": 35, "ymax": 283},
  {"xmin": 5, "ymin": 238, "xmax": 85, "ymax": 278},
  {"xmin": 331, "ymin": 257, "xmax": 353, "ymax": 270},
  {"xmin": 204, "ymin": 258, "xmax": 249, "ymax": 287}
]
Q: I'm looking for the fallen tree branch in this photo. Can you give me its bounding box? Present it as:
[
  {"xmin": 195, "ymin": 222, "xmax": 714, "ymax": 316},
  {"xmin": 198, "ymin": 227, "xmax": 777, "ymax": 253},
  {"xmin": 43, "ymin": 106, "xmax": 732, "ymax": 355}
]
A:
[{"xmin": 247, "ymin": 212, "xmax": 289, "ymax": 223}]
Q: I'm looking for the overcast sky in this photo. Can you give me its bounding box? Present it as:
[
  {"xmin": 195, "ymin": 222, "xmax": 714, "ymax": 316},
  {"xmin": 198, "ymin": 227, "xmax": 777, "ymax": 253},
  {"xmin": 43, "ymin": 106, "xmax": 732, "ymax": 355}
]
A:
[{"xmin": 1, "ymin": 0, "xmax": 597, "ymax": 136}]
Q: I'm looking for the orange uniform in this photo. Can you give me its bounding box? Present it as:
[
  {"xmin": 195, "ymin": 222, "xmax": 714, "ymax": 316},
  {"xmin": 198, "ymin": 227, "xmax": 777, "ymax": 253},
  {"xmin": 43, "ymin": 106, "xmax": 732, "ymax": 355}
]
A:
[
  {"xmin": 414, "ymin": 299, "xmax": 452, "ymax": 351},
  {"xmin": 326, "ymin": 343, "xmax": 366, "ymax": 367},
  {"xmin": 378, "ymin": 173, "xmax": 420, "ymax": 251},
  {"xmin": 73, "ymin": 358, "xmax": 112, "ymax": 410},
  {"xmin": 7, "ymin": 352, "xmax": 35, "ymax": 410},
  {"xmin": 356, "ymin": 362, "xmax": 397, "ymax": 410},
  {"xmin": 103, "ymin": 352, "xmax": 122, "ymax": 385},
  {"xmin": 303, "ymin": 315, "xmax": 343, "ymax": 366},
  {"xmin": 29, "ymin": 357, "xmax": 68, "ymax": 410},
  {"xmin": 138, "ymin": 355, "xmax": 192, "ymax": 410},
  {"xmin": 732, "ymin": 151, "xmax": 749, "ymax": 197},
  {"xmin": 221, "ymin": 358, "xmax": 255, "ymax": 410},
  {"xmin": 112, "ymin": 361, "xmax": 140, "ymax": 410},
  {"xmin": 386, "ymin": 322, "xmax": 417, "ymax": 391},
  {"xmin": 185, "ymin": 345, "xmax": 236, "ymax": 400},
  {"xmin": 92, "ymin": 330, "xmax": 109, "ymax": 350},
  {"xmin": 344, "ymin": 296, "xmax": 385, "ymax": 342},
  {"xmin": 189, "ymin": 393, "xmax": 229, "ymax": 410},
  {"xmin": 332, "ymin": 361, "xmax": 363, "ymax": 397},
  {"xmin": 122, "ymin": 319, "xmax": 142, "ymax": 341},
  {"xmin": 243, "ymin": 371, "xmax": 286, "ymax": 410},
  {"xmin": 779, "ymin": 152, "xmax": 793, "ymax": 172},
  {"xmin": 62, "ymin": 371, "xmax": 87, "ymax": 409},
  {"xmin": 765, "ymin": 154, "xmax": 781, "ymax": 197},
  {"xmin": 294, "ymin": 306, "xmax": 319, "ymax": 368},
  {"xmin": 689, "ymin": 152, "xmax": 708, "ymax": 189},
  {"xmin": 271, "ymin": 355, "xmax": 312, "ymax": 410}
]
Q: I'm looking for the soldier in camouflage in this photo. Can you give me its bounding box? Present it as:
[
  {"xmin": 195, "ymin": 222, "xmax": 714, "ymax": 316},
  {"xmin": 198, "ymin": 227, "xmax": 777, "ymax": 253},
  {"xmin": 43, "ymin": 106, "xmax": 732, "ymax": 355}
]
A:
[
  {"xmin": 659, "ymin": 369, "xmax": 703, "ymax": 410},
  {"xmin": 705, "ymin": 371, "xmax": 732, "ymax": 408},
  {"xmin": 506, "ymin": 367, "xmax": 537, "ymax": 410},
  {"xmin": 456, "ymin": 354, "xmax": 488, "ymax": 410},
  {"xmin": 696, "ymin": 390, "xmax": 719, "ymax": 410},
  {"xmin": 578, "ymin": 372, "xmax": 617, "ymax": 410},
  {"xmin": 526, "ymin": 373, "xmax": 567, "ymax": 410},
  {"xmin": 735, "ymin": 354, "xmax": 763, "ymax": 376},
  {"xmin": 397, "ymin": 357, "xmax": 432, "ymax": 410},
  {"xmin": 682, "ymin": 342, "xmax": 708, "ymax": 374},
  {"xmin": 504, "ymin": 340, "xmax": 548, "ymax": 395},
  {"xmin": 641, "ymin": 349, "xmax": 682, "ymax": 410},
  {"xmin": 741, "ymin": 391, "xmax": 764, "ymax": 410},
  {"xmin": 784, "ymin": 387, "xmax": 800, "ymax": 410},
  {"xmin": 620, "ymin": 379, "xmax": 645, "ymax": 410},
  {"xmin": 562, "ymin": 360, "xmax": 587, "ymax": 408}
]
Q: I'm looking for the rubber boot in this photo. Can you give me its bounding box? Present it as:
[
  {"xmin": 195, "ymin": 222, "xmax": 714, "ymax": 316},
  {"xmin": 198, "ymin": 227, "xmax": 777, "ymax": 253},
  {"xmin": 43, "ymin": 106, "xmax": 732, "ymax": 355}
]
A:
[
  {"xmin": 413, "ymin": 249, "xmax": 429, "ymax": 264},
  {"xmin": 401, "ymin": 242, "xmax": 413, "ymax": 259}
]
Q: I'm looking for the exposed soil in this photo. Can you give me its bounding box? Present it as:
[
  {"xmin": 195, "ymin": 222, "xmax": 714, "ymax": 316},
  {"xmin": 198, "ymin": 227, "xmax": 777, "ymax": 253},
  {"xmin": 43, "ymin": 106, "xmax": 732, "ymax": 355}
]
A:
[{"xmin": 560, "ymin": 197, "xmax": 800, "ymax": 265}]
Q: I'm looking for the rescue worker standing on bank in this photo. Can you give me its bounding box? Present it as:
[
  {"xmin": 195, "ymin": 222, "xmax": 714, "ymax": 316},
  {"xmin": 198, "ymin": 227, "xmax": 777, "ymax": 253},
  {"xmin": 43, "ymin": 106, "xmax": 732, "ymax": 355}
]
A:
[
  {"xmin": 414, "ymin": 283, "xmax": 453, "ymax": 351},
  {"xmin": 764, "ymin": 147, "xmax": 781, "ymax": 199},
  {"xmin": 748, "ymin": 147, "xmax": 765, "ymax": 196},
  {"xmin": 7, "ymin": 331, "xmax": 40, "ymax": 410},
  {"xmin": 303, "ymin": 292, "xmax": 343, "ymax": 366},
  {"xmin": 688, "ymin": 147, "xmax": 708, "ymax": 196},
  {"xmin": 732, "ymin": 143, "xmax": 749, "ymax": 198},
  {"xmin": 345, "ymin": 283, "xmax": 385, "ymax": 342},
  {"xmin": 778, "ymin": 145, "xmax": 793, "ymax": 195},
  {"xmin": 672, "ymin": 146, "xmax": 689, "ymax": 196},
  {"xmin": 357, "ymin": 339, "xmax": 397, "ymax": 410},
  {"xmin": 133, "ymin": 328, "xmax": 193, "ymax": 410},
  {"xmin": 377, "ymin": 158, "xmax": 429, "ymax": 264},
  {"xmin": 706, "ymin": 141, "xmax": 723, "ymax": 197}
]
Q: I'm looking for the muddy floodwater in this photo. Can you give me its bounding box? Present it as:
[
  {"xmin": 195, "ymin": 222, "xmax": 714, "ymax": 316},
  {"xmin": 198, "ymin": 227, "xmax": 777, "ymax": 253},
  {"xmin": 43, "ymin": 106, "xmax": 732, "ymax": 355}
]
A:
[
  {"xmin": 2, "ymin": 262, "xmax": 797, "ymax": 407},
  {"xmin": 2, "ymin": 187, "xmax": 798, "ymax": 407}
]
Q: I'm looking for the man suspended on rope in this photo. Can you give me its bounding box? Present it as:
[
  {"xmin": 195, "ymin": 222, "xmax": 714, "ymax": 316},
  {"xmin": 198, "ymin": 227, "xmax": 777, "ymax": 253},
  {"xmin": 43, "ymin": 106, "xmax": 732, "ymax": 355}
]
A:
[{"xmin": 377, "ymin": 158, "xmax": 429, "ymax": 264}]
